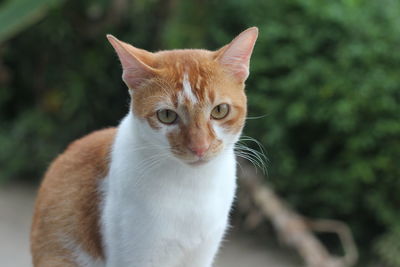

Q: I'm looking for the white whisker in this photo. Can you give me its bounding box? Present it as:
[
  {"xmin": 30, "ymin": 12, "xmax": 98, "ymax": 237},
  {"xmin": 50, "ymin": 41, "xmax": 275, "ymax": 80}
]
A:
[{"xmin": 233, "ymin": 135, "xmax": 268, "ymax": 175}]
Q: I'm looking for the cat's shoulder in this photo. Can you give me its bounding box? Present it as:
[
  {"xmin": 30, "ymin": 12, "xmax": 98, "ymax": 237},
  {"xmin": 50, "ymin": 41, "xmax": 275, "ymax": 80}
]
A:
[
  {"xmin": 66, "ymin": 127, "xmax": 117, "ymax": 154},
  {"xmin": 46, "ymin": 127, "xmax": 117, "ymax": 179},
  {"xmin": 32, "ymin": 128, "xmax": 117, "ymax": 264}
]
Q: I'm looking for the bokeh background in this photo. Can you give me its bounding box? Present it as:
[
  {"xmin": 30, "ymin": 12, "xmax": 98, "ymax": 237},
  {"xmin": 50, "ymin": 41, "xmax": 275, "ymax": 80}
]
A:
[{"xmin": 0, "ymin": 0, "xmax": 399, "ymax": 266}]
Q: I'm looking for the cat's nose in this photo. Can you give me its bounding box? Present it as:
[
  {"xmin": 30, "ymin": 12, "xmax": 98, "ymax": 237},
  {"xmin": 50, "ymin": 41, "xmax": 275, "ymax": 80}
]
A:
[{"xmin": 188, "ymin": 142, "xmax": 210, "ymax": 158}]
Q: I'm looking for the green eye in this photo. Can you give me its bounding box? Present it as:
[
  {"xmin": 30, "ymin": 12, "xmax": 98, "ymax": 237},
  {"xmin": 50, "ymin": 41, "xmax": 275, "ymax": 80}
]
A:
[
  {"xmin": 211, "ymin": 104, "xmax": 230, "ymax": 120},
  {"xmin": 157, "ymin": 109, "xmax": 178, "ymax": 124}
]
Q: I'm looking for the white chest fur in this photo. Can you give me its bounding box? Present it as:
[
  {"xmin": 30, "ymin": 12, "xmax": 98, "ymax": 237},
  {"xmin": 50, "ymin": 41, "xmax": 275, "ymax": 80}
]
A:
[{"xmin": 101, "ymin": 114, "xmax": 237, "ymax": 267}]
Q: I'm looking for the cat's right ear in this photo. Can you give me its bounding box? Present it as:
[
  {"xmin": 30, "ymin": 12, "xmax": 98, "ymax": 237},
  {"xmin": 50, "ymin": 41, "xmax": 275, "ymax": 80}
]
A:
[
  {"xmin": 214, "ymin": 27, "xmax": 258, "ymax": 83},
  {"xmin": 107, "ymin": 35, "xmax": 156, "ymax": 90}
]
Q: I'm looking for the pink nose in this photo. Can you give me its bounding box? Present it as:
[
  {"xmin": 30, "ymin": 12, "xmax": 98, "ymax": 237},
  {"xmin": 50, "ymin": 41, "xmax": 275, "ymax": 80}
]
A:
[{"xmin": 189, "ymin": 143, "xmax": 210, "ymax": 157}]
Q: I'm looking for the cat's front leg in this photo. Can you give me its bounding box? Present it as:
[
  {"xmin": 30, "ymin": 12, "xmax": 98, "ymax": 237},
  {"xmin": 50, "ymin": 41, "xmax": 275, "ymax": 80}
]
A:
[
  {"xmin": 181, "ymin": 231, "xmax": 225, "ymax": 267},
  {"xmin": 106, "ymin": 241, "xmax": 186, "ymax": 267}
]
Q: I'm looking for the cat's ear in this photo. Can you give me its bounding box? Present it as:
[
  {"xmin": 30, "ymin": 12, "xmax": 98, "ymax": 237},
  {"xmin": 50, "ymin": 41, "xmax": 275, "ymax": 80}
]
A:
[
  {"xmin": 215, "ymin": 27, "xmax": 258, "ymax": 83},
  {"xmin": 107, "ymin": 35, "xmax": 156, "ymax": 89}
]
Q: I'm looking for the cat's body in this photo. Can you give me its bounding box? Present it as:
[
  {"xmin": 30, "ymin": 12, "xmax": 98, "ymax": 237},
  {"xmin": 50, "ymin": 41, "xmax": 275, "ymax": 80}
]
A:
[
  {"xmin": 103, "ymin": 113, "xmax": 236, "ymax": 267},
  {"xmin": 31, "ymin": 28, "xmax": 258, "ymax": 267}
]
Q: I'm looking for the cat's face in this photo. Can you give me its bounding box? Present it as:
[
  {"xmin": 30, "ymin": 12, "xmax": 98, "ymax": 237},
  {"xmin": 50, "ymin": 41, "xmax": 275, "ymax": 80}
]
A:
[
  {"xmin": 108, "ymin": 28, "xmax": 258, "ymax": 165},
  {"xmin": 130, "ymin": 51, "xmax": 247, "ymax": 164}
]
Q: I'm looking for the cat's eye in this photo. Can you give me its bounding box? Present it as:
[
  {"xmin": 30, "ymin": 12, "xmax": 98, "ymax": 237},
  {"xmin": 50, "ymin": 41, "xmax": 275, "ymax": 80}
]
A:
[
  {"xmin": 157, "ymin": 109, "xmax": 178, "ymax": 124},
  {"xmin": 211, "ymin": 104, "xmax": 230, "ymax": 120}
]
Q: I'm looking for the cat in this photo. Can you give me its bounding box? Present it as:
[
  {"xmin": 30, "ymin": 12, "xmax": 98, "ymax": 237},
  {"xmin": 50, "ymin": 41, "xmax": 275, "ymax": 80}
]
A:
[{"xmin": 31, "ymin": 27, "xmax": 258, "ymax": 267}]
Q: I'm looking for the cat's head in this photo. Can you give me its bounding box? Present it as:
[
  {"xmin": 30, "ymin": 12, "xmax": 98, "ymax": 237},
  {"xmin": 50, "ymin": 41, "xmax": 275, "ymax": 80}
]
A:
[{"xmin": 108, "ymin": 27, "xmax": 258, "ymax": 165}]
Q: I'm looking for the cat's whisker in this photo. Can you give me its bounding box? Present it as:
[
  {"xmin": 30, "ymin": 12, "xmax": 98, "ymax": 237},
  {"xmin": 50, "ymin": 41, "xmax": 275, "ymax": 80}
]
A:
[
  {"xmin": 236, "ymin": 145, "xmax": 266, "ymax": 166},
  {"xmin": 235, "ymin": 152, "xmax": 264, "ymax": 174},
  {"xmin": 235, "ymin": 150, "xmax": 261, "ymax": 167},
  {"xmin": 234, "ymin": 154, "xmax": 245, "ymax": 174},
  {"xmin": 130, "ymin": 142, "xmax": 172, "ymax": 152},
  {"xmin": 240, "ymin": 135, "xmax": 267, "ymax": 155},
  {"xmin": 234, "ymin": 137, "xmax": 268, "ymax": 175},
  {"xmin": 237, "ymin": 148, "xmax": 267, "ymax": 173},
  {"xmin": 130, "ymin": 152, "xmax": 172, "ymax": 185},
  {"xmin": 238, "ymin": 138, "xmax": 268, "ymax": 165},
  {"xmin": 245, "ymin": 113, "xmax": 270, "ymax": 120}
]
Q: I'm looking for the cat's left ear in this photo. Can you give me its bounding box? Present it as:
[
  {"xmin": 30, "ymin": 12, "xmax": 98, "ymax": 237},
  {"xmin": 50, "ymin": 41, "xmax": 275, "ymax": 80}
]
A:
[{"xmin": 215, "ymin": 27, "xmax": 258, "ymax": 83}]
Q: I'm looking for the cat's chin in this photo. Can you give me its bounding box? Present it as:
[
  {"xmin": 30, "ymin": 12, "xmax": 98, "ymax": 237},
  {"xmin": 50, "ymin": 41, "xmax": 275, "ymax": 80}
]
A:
[
  {"xmin": 186, "ymin": 158, "xmax": 210, "ymax": 166},
  {"xmin": 182, "ymin": 156, "xmax": 218, "ymax": 166}
]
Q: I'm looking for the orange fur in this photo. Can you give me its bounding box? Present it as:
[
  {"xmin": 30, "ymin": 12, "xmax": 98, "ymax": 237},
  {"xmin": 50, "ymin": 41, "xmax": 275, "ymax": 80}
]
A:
[{"xmin": 31, "ymin": 128, "xmax": 116, "ymax": 266}]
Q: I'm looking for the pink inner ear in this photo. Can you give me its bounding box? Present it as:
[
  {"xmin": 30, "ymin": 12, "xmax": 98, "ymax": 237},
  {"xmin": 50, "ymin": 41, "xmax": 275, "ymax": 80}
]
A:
[
  {"xmin": 218, "ymin": 27, "xmax": 258, "ymax": 82},
  {"xmin": 107, "ymin": 35, "xmax": 154, "ymax": 89}
]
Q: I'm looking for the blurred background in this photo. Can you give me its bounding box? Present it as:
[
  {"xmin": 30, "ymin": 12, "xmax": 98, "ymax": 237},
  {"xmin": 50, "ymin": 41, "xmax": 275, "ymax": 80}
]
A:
[{"xmin": 0, "ymin": 0, "xmax": 399, "ymax": 266}]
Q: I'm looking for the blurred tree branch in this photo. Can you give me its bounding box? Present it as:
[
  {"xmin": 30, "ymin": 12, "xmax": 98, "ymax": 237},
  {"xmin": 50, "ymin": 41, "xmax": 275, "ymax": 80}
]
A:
[{"xmin": 238, "ymin": 160, "xmax": 358, "ymax": 267}]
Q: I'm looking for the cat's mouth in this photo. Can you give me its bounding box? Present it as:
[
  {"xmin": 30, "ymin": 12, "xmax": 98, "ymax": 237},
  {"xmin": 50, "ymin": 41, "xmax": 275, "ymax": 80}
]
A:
[{"xmin": 186, "ymin": 157, "xmax": 211, "ymax": 166}]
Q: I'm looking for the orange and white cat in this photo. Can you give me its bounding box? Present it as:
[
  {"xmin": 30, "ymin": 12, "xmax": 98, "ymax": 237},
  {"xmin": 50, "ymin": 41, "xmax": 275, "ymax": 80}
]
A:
[{"xmin": 31, "ymin": 27, "xmax": 258, "ymax": 267}]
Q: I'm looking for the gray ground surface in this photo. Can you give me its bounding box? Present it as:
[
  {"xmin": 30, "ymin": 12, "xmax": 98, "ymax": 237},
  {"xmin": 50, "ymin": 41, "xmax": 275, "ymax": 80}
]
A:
[{"xmin": 0, "ymin": 183, "xmax": 300, "ymax": 267}]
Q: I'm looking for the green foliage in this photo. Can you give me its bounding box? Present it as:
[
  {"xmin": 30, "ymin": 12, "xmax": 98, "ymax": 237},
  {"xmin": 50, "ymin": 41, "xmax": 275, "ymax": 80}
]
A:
[
  {"xmin": 165, "ymin": 2, "xmax": 400, "ymax": 260},
  {"xmin": 0, "ymin": 0, "xmax": 64, "ymax": 42},
  {"xmin": 244, "ymin": 0, "xmax": 400, "ymax": 262},
  {"xmin": 0, "ymin": 0, "xmax": 399, "ymax": 264}
]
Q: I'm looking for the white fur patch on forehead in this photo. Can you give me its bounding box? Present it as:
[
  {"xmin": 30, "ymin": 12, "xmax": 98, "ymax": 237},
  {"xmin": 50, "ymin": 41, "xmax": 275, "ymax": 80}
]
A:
[{"xmin": 181, "ymin": 72, "xmax": 198, "ymax": 104}]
